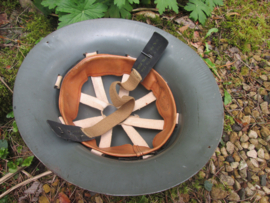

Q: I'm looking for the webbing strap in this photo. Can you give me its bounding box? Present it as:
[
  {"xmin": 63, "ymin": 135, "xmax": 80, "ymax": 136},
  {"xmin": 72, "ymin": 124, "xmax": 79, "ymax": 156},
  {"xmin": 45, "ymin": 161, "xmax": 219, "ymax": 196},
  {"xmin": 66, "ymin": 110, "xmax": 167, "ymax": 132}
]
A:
[{"xmin": 81, "ymin": 69, "xmax": 142, "ymax": 138}]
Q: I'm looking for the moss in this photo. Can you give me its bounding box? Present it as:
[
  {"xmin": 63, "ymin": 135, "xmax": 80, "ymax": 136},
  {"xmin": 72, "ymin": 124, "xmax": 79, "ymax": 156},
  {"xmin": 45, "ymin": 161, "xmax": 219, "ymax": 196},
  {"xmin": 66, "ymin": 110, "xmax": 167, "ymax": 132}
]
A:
[
  {"xmin": 0, "ymin": 10, "xmax": 53, "ymax": 121},
  {"xmin": 241, "ymin": 66, "xmax": 249, "ymax": 76}
]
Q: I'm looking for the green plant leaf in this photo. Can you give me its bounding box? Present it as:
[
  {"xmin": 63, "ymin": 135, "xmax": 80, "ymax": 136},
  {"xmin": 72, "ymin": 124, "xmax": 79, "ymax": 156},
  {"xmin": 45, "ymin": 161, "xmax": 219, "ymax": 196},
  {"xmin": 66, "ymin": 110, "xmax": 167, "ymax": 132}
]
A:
[
  {"xmin": 7, "ymin": 161, "xmax": 17, "ymax": 173},
  {"xmin": 0, "ymin": 195, "xmax": 9, "ymax": 203},
  {"xmin": 128, "ymin": 0, "xmax": 139, "ymax": 3},
  {"xmin": 35, "ymin": 37, "xmax": 44, "ymax": 44},
  {"xmin": 15, "ymin": 158, "xmax": 23, "ymax": 166},
  {"xmin": 0, "ymin": 140, "xmax": 8, "ymax": 149},
  {"xmin": 17, "ymin": 146, "xmax": 23, "ymax": 153},
  {"xmin": 205, "ymin": 28, "xmax": 218, "ymax": 38},
  {"xmin": 41, "ymin": 0, "xmax": 64, "ymax": 9},
  {"xmin": 141, "ymin": 0, "xmax": 151, "ymax": 4},
  {"xmin": 184, "ymin": 0, "xmax": 211, "ymax": 25},
  {"xmin": 205, "ymin": 42, "xmax": 210, "ymax": 54},
  {"xmin": 154, "ymin": 0, "xmax": 179, "ymax": 14},
  {"xmin": 138, "ymin": 195, "xmax": 148, "ymax": 203},
  {"xmin": 105, "ymin": 1, "xmax": 133, "ymax": 18},
  {"xmin": 204, "ymin": 0, "xmax": 223, "ymax": 10},
  {"xmin": 13, "ymin": 121, "xmax": 18, "ymax": 132},
  {"xmin": 202, "ymin": 57, "xmax": 220, "ymax": 79},
  {"xmin": 6, "ymin": 111, "xmax": 14, "ymax": 118},
  {"xmin": 224, "ymin": 89, "xmax": 232, "ymax": 105},
  {"xmin": 33, "ymin": 0, "xmax": 53, "ymax": 16},
  {"xmin": 0, "ymin": 148, "xmax": 9, "ymax": 159},
  {"xmin": 114, "ymin": 0, "xmax": 125, "ymax": 8},
  {"xmin": 22, "ymin": 156, "xmax": 34, "ymax": 167},
  {"xmin": 204, "ymin": 180, "xmax": 213, "ymax": 191},
  {"xmin": 56, "ymin": 0, "xmax": 107, "ymax": 29}
]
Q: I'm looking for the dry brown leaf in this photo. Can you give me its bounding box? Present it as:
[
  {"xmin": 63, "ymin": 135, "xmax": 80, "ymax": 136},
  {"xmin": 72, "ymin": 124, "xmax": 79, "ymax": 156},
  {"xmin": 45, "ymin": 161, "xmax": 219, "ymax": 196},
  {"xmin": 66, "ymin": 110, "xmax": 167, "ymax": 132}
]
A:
[
  {"xmin": 178, "ymin": 24, "xmax": 189, "ymax": 33},
  {"xmin": 39, "ymin": 195, "xmax": 50, "ymax": 203},
  {"xmin": 174, "ymin": 16, "xmax": 199, "ymax": 29},
  {"xmin": 0, "ymin": 13, "xmax": 9, "ymax": 25},
  {"xmin": 226, "ymin": 12, "xmax": 240, "ymax": 16},
  {"xmin": 59, "ymin": 192, "xmax": 71, "ymax": 203},
  {"xmin": 190, "ymin": 41, "xmax": 202, "ymax": 49},
  {"xmin": 24, "ymin": 181, "xmax": 41, "ymax": 194},
  {"xmin": 135, "ymin": 11, "xmax": 159, "ymax": 18},
  {"xmin": 95, "ymin": 196, "xmax": 103, "ymax": 203}
]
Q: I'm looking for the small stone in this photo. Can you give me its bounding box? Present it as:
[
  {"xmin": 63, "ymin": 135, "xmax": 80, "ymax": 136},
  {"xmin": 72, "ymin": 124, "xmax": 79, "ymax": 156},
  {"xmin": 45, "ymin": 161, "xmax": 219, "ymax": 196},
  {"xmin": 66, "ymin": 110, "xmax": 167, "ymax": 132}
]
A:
[
  {"xmin": 227, "ymin": 191, "xmax": 240, "ymax": 201},
  {"xmin": 258, "ymin": 138, "xmax": 268, "ymax": 146},
  {"xmin": 248, "ymin": 144, "xmax": 255, "ymax": 151},
  {"xmin": 238, "ymin": 188, "xmax": 245, "ymax": 200},
  {"xmin": 242, "ymin": 116, "xmax": 251, "ymax": 125},
  {"xmin": 248, "ymin": 130, "xmax": 258, "ymax": 138},
  {"xmin": 252, "ymin": 110, "xmax": 260, "ymax": 118},
  {"xmin": 234, "ymin": 168, "xmax": 241, "ymax": 179},
  {"xmin": 251, "ymin": 175, "xmax": 260, "ymax": 182},
  {"xmin": 244, "ymin": 106, "xmax": 251, "ymax": 115},
  {"xmin": 250, "ymin": 158, "xmax": 259, "ymax": 167},
  {"xmin": 262, "ymin": 186, "xmax": 270, "ymax": 195},
  {"xmin": 264, "ymin": 152, "xmax": 270, "ymax": 160},
  {"xmin": 260, "ymin": 75, "xmax": 268, "ymax": 81},
  {"xmin": 259, "ymin": 88, "xmax": 268, "ymax": 96},
  {"xmin": 264, "ymin": 82, "xmax": 270, "ymax": 91},
  {"xmin": 260, "ymin": 197, "xmax": 269, "ymax": 203},
  {"xmin": 260, "ymin": 102, "xmax": 270, "ymax": 114},
  {"xmin": 231, "ymin": 162, "xmax": 239, "ymax": 169},
  {"xmin": 237, "ymin": 99, "xmax": 243, "ymax": 106},
  {"xmin": 250, "ymin": 92, "xmax": 257, "ymax": 97},
  {"xmin": 239, "ymin": 160, "xmax": 248, "ymax": 170},
  {"xmin": 248, "ymin": 182, "xmax": 256, "ymax": 191},
  {"xmin": 261, "ymin": 127, "xmax": 270, "ymax": 137},
  {"xmin": 254, "ymin": 55, "xmax": 262, "ymax": 61},
  {"xmin": 210, "ymin": 160, "xmax": 216, "ymax": 174},
  {"xmin": 234, "ymin": 180, "xmax": 241, "ymax": 191},
  {"xmin": 240, "ymin": 168, "xmax": 247, "ymax": 178},
  {"xmin": 223, "ymin": 133, "xmax": 230, "ymax": 142},
  {"xmin": 230, "ymin": 132, "xmax": 238, "ymax": 143},
  {"xmin": 43, "ymin": 184, "xmax": 51, "ymax": 194},
  {"xmin": 226, "ymin": 142, "xmax": 235, "ymax": 154},
  {"xmin": 243, "ymin": 83, "xmax": 251, "ymax": 91},
  {"xmin": 264, "ymin": 95, "xmax": 270, "ymax": 103},
  {"xmin": 241, "ymin": 142, "xmax": 249, "ymax": 149},
  {"xmin": 220, "ymin": 174, "xmax": 235, "ymax": 186},
  {"xmin": 258, "ymin": 148, "xmax": 265, "ymax": 159},
  {"xmin": 226, "ymin": 165, "xmax": 234, "ymax": 173},
  {"xmin": 232, "ymin": 152, "xmax": 241, "ymax": 162},
  {"xmin": 265, "ymin": 167, "xmax": 270, "ymax": 173},
  {"xmin": 240, "ymin": 150, "xmax": 248, "ymax": 160},
  {"xmin": 232, "ymin": 124, "xmax": 242, "ymax": 132},
  {"xmin": 225, "ymin": 156, "xmax": 234, "ymax": 163},
  {"xmin": 235, "ymin": 141, "xmax": 243, "ymax": 150},
  {"xmin": 230, "ymin": 104, "xmax": 238, "ymax": 109},
  {"xmin": 260, "ymin": 174, "xmax": 267, "ymax": 186},
  {"xmin": 240, "ymin": 134, "xmax": 249, "ymax": 142},
  {"xmin": 221, "ymin": 147, "xmax": 228, "ymax": 157},
  {"xmin": 211, "ymin": 187, "xmax": 228, "ymax": 200},
  {"xmin": 245, "ymin": 187, "xmax": 255, "ymax": 196},
  {"xmin": 250, "ymin": 138, "xmax": 259, "ymax": 145},
  {"xmin": 247, "ymin": 170, "xmax": 252, "ymax": 181}
]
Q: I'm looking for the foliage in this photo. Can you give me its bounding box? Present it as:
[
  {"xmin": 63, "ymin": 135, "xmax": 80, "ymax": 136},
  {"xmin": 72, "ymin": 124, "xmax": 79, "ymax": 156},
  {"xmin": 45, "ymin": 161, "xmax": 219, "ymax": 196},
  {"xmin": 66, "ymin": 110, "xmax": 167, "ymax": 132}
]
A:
[
  {"xmin": 154, "ymin": 0, "xmax": 178, "ymax": 14},
  {"xmin": 223, "ymin": 89, "xmax": 232, "ymax": 105},
  {"xmin": 184, "ymin": 0, "xmax": 223, "ymax": 25}
]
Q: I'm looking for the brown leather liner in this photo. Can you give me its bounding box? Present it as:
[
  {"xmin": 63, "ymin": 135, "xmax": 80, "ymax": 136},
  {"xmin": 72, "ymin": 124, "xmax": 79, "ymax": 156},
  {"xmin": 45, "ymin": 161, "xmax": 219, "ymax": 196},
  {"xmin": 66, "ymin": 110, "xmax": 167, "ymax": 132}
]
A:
[{"xmin": 59, "ymin": 54, "xmax": 177, "ymax": 157}]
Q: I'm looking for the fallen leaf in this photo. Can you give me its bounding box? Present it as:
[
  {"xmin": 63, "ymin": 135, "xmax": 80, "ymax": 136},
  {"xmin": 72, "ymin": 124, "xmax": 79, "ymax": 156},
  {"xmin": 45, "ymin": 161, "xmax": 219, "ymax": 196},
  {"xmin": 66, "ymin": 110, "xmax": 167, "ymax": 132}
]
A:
[
  {"xmin": 226, "ymin": 12, "xmax": 240, "ymax": 16},
  {"xmin": 174, "ymin": 16, "xmax": 199, "ymax": 29},
  {"xmin": 95, "ymin": 196, "xmax": 103, "ymax": 203},
  {"xmin": 59, "ymin": 192, "xmax": 71, "ymax": 203},
  {"xmin": 6, "ymin": 65, "xmax": 11, "ymax": 69},
  {"xmin": 190, "ymin": 41, "xmax": 202, "ymax": 49},
  {"xmin": 204, "ymin": 180, "xmax": 213, "ymax": 191},
  {"xmin": 24, "ymin": 181, "xmax": 41, "ymax": 194},
  {"xmin": 43, "ymin": 184, "xmax": 51, "ymax": 193},
  {"xmin": 135, "ymin": 11, "xmax": 159, "ymax": 18},
  {"xmin": 0, "ymin": 13, "xmax": 9, "ymax": 25},
  {"xmin": 179, "ymin": 24, "xmax": 189, "ymax": 33},
  {"xmin": 39, "ymin": 195, "xmax": 50, "ymax": 203}
]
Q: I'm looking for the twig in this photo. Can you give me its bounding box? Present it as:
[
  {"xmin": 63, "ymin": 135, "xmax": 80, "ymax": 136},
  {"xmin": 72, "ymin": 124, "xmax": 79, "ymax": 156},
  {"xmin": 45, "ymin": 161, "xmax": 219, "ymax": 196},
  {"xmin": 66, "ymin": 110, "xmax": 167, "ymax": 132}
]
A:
[
  {"xmin": 16, "ymin": 7, "xmax": 29, "ymax": 24},
  {"xmin": 234, "ymin": 191, "xmax": 257, "ymax": 202},
  {"xmin": 21, "ymin": 170, "xmax": 33, "ymax": 178},
  {"xmin": 218, "ymin": 61, "xmax": 236, "ymax": 68},
  {"xmin": 69, "ymin": 186, "xmax": 77, "ymax": 199},
  {"xmin": 0, "ymin": 77, "xmax": 13, "ymax": 93},
  {"xmin": 132, "ymin": 8, "xmax": 159, "ymax": 12},
  {"xmin": 0, "ymin": 167, "xmax": 26, "ymax": 184},
  {"xmin": 0, "ymin": 27, "xmax": 24, "ymax": 30},
  {"xmin": 0, "ymin": 171, "xmax": 52, "ymax": 199},
  {"xmin": 223, "ymin": 103, "xmax": 242, "ymax": 125}
]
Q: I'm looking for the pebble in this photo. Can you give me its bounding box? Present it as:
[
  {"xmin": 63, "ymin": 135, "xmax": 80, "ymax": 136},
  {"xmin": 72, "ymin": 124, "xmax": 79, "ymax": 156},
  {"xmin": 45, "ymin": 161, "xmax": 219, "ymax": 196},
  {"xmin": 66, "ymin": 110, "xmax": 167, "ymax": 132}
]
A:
[
  {"xmin": 261, "ymin": 127, "xmax": 270, "ymax": 137},
  {"xmin": 258, "ymin": 138, "xmax": 268, "ymax": 146},
  {"xmin": 248, "ymin": 144, "xmax": 255, "ymax": 150},
  {"xmin": 252, "ymin": 110, "xmax": 260, "ymax": 118},
  {"xmin": 221, "ymin": 147, "xmax": 228, "ymax": 157},
  {"xmin": 240, "ymin": 150, "xmax": 248, "ymax": 160},
  {"xmin": 260, "ymin": 75, "xmax": 268, "ymax": 81},
  {"xmin": 247, "ymin": 149, "xmax": 257, "ymax": 159},
  {"xmin": 239, "ymin": 160, "xmax": 248, "ymax": 170},
  {"xmin": 240, "ymin": 134, "xmax": 249, "ymax": 142},
  {"xmin": 232, "ymin": 124, "xmax": 242, "ymax": 132},
  {"xmin": 250, "ymin": 138, "xmax": 259, "ymax": 145},
  {"xmin": 230, "ymin": 104, "xmax": 238, "ymax": 109},
  {"xmin": 254, "ymin": 55, "xmax": 262, "ymax": 61},
  {"xmin": 265, "ymin": 167, "xmax": 270, "ymax": 173},
  {"xmin": 241, "ymin": 142, "xmax": 249, "ymax": 149},
  {"xmin": 248, "ymin": 182, "xmax": 256, "ymax": 191},
  {"xmin": 263, "ymin": 95, "xmax": 270, "ymax": 103},
  {"xmin": 220, "ymin": 174, "xmax": 235, "ymax": 186},
  {"xmin": 238, "ymin": 188, "xmax": 245, "ymax": 200},
  {"xmin": 251, "ymin": 175, "xmax": 260, "ymax": 182},
  {"xmin": 260, "ymin": 174, "xmax": 267, "ymax": 186},
  {"xmin": 245, "ymin": 187, "xmax": 255, "ymax": 196},
  {"xmin": 264, "ymin": 152, "xmax": 270, "ymax": 160},
  {"xmin": 210, "ymin": 160, "xmax": 216, "ymax": 174},
  {"xmin": 226, "ymin": 165, "xmax": 233, "ymax": 172},
  {"xmin": 230, "ymin": 132, "xmax": 238, "ymax": 143},
  {"xmin": 260, "ymin": 101, "xmax": 270, "ymax": 114},
  {"xmin": 235, "ymin": 141, "xmax": 243, "ymax": 150},
  {"xmin": 244, "ymin": 106, "xmax": 251, "ymax": 115},
  {"xmin": 231, "ymin": 162, "xmax": 239, "ymax": 169},
  {"xmin": 240, "ymin": 168, "xmax": 247, "ymax": 178},
  {"xmin": 227, "ymin": 191, "xmax": 240, "ymax": 201},
  {"xmin": 258, "ymin": 148, "xmax": 265, "ymax": 159},
  {"xmin": 243, "ymin": 83, "xmax": 251, "ymax": 91},
  {"xmin": 233, "ymin": 152, "xmax": 241, "ymax": 162},
  {"xmin": 234, "ymin": 180, "xmax": 241, "ymax": 190},
  {"xmin": 223, "ymin": 133, "xmax": 230, "ymax": 142},
  {"xmin": 226, "ymin": 142, "xmax": 235, "ymax": 154},
  {"xmin": 225, "ymin": 155, "xmax": 234, "ymax": 163},
  {"xmin": 211, "ymin": 187, "xmax": 228, "ymax": 200},
  {"xmin": 248, "ymin": 130, "xmax": 258, "ymax": 138},
  {"xmin": 250, "ymin": 158, "xmax": 259, "ymax": 167},
  {"xmin": 262, "ymin": 186, "xmax": 270, "ymax": 195},
  {"xmin": 259, "ymin": 88, "xmax": 268, "ymax": 96},
  {"xmin": 247, "ymin": 171, "xmax": 252, "ymax": 181},
  {"xmin": 260, "ymin": 197, "xmax": 269, "ymax": 203}
]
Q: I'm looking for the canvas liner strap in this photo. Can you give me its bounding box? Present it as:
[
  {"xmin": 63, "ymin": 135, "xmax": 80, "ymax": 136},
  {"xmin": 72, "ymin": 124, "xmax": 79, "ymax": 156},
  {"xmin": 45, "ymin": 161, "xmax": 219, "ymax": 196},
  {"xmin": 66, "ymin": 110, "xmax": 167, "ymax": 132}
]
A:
[{"xmin": 81, "ymin": 69, "xmax": 142, "ymax": 138}]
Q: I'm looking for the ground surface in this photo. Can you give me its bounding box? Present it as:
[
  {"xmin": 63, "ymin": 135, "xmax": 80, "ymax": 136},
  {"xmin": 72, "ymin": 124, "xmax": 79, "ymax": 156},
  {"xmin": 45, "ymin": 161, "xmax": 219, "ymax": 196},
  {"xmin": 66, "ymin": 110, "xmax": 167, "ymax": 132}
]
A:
[{"xmin": 0, "ymin": 0, "xmax": 270, "ymax": 202}]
